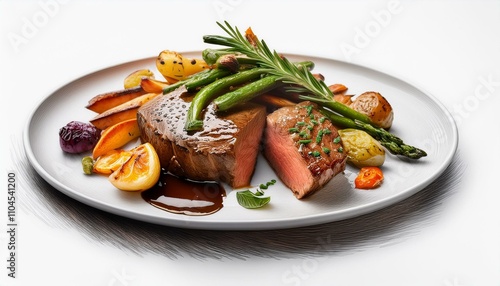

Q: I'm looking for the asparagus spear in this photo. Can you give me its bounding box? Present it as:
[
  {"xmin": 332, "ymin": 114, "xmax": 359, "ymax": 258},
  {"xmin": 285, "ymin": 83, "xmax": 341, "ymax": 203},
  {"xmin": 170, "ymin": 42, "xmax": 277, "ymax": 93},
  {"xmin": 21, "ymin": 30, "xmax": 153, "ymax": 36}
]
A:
[
  {"xmin": 298, "ymin": 95, "xmax": 372, "ymax": 125},
  {"xmin": 319, "ymin": 108, "xmax": 427, "ymax": 159}
]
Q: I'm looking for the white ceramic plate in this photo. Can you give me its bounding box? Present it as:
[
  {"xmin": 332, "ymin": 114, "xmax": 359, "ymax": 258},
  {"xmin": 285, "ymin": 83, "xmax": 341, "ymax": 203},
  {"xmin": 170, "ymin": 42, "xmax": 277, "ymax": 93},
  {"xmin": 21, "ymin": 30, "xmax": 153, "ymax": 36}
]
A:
[{"xmin": 24, "ymin": 52, "xmax": 458, "ymax": 230}]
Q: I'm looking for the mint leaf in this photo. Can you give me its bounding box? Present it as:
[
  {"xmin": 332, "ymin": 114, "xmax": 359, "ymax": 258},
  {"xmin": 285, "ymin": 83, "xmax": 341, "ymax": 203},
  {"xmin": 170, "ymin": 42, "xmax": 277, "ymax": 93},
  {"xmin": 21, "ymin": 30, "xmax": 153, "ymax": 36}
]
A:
[{"xmin": 236, "ymin": 190, "xmax": 271, "ymax": 209}]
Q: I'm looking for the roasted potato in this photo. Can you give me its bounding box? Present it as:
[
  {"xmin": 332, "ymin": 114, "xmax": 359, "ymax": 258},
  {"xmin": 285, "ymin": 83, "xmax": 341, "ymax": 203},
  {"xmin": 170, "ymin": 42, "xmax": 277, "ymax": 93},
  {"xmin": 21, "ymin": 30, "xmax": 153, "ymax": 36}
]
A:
[
  {"xmin": 85, "ymin": 86, "xmax": 146, "ymax": 113},
  {"xmin": 89, "ymin": 92, "xmax": 160, "ymax": 130},
  {"xmin": 350, "ymin": 91, "xmax": 394, "ymax": 129},
  {"xmin": 92, "ymin": 118, "xmax": 141, "ymax": 159},
  {"xmin": 156, "ymin": 50, "xmax": 209, "ymax": 83},
  {"xmin": 140, "ymin": 77, "xmax": 169, "ymax": 93},
  {"xmin": 124, "ymin": 69, "xmax": 155, "ymax": 89},
  {"xmin": 338, "ymin": 128, "xmax": 385, "ymax": 168}
]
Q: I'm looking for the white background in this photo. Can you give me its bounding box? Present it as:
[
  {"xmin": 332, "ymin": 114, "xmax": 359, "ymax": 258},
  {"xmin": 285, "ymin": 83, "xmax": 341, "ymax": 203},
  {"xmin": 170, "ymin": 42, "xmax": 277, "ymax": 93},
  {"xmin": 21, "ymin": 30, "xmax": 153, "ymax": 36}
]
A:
[{"xmin": 1, "ymin": 0, "xmax": 500, "ymax": 285}]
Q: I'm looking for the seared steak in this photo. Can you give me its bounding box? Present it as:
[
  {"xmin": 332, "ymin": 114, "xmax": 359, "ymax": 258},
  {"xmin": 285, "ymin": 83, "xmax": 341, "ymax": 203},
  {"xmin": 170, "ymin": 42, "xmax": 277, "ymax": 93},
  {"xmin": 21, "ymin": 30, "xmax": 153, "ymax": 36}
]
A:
[
  {"xmin": 264, "ymin": 102, "xmax": 347, "ymax": 199},
  {"xmin": 137, "ymin": 86, "xmax": 267, "ymax": 188}
]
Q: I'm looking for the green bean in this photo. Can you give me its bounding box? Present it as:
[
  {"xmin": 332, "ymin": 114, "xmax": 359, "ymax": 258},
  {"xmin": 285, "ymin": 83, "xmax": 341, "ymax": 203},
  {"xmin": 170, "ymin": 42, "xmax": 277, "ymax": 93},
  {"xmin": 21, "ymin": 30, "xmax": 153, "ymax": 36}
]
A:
[
  {"xmin": 185, "ymin": 68, "xmax": 267, "ymax": 131},
  {"xmin": 214, "ymin": 75, "xmax": 281, "ymax": 111},
  {"xmin": 163, "ymin": 68, "xmax": 231, "ymax": 94}
]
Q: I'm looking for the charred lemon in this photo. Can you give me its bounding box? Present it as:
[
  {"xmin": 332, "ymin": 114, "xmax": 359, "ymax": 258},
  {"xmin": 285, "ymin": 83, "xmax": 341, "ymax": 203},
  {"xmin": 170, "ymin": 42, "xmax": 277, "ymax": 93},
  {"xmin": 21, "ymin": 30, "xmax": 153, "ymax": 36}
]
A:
[
  {"xmin": 108, "ymin": 143, "xmax": 161, "ymax": 191},
  {"xmin": 93, "ymin": 149, "xmax": 133, "ymax": 175}
]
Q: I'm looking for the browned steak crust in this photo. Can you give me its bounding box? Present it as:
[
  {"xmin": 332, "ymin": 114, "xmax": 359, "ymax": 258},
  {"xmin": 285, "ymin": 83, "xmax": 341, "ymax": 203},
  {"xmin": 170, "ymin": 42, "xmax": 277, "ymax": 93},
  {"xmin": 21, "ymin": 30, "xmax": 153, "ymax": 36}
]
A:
[
  {"xmin": 264, "ymin": 102, "xmax": 347, "ymax": 198},
  {"xmin": 137, "ymin": 86, "xmax": 267, "ymax": 188}
]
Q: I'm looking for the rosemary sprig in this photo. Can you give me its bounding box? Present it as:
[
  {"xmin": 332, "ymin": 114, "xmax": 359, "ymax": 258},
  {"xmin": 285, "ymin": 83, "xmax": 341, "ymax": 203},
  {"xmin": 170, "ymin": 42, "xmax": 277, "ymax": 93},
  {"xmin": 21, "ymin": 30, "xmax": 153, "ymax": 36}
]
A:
[
  {"xmin": 204, "ymin": 21, "xmax": 332, "ymax": 99},
  {"xmin": 203, "ymin": 21, "xmax": 427, "ymax": 159},
  {"xmin": 203, "ymin": 21, "xmax": 372, "ymax": 123}
]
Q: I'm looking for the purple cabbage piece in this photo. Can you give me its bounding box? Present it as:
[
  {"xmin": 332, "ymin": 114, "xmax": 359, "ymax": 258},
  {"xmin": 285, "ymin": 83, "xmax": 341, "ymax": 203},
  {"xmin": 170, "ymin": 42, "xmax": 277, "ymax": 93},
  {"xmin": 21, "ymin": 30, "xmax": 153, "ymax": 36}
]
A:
[{"xmin": 59, "ymin": 121, "xmax": 100, "ymax": 153}]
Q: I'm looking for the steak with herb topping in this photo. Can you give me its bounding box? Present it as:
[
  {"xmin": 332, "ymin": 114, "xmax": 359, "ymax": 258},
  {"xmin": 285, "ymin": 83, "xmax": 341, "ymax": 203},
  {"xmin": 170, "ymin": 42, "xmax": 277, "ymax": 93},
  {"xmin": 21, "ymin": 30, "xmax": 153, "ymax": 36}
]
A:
[
  {"xmin": 137, "ymin": 86, "xmax": 267, "ymax": 188},
  {"xmin": 263, "ymin": 102, "xmax": 347, "ymax": 199}
]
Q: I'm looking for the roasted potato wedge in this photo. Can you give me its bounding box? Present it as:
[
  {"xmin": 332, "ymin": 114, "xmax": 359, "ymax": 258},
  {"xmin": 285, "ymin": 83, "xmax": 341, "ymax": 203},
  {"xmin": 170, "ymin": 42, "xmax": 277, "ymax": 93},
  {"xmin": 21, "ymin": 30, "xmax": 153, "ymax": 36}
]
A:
[
  {"xmin": 89, "ymin": 92, "xmax": 159, "ymax": 130},
  {"xmin": 333, "ymin": 94, "xmax": 354, "ymax": 106},
  {"xmin": 92, "ymin": 118, "xmax": 141, "ymax": 159},
  {"xmin": 328, "ymin": 83, "xmax": 348, "ymax": 94},
  {"xmin": 140, "ymin": 77, "xmax": 169, "ymax": 93},
  {"xmin": 252, "ymin": 94, "xmax": 296, "ymax": 109},
  {"xmin": 86, "ymin": 86, "xmax": 147, "ymax": 113}
]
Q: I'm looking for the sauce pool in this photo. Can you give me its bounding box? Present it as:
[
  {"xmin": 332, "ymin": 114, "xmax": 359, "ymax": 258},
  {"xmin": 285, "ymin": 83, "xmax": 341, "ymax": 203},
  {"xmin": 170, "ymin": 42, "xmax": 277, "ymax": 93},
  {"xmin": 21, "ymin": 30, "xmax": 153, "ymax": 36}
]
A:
[{"xmin": 141, "ymin": 171, "xmax": 226, "ymax": 216}]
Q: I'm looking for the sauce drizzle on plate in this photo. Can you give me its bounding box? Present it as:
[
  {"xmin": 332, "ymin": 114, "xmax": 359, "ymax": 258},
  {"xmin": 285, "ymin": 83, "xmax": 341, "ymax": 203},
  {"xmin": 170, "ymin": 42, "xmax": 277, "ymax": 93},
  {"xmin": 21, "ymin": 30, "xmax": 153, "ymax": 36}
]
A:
[{"xmin": 142, "ymin": 171, "xmax": 226, "ymax": 216}]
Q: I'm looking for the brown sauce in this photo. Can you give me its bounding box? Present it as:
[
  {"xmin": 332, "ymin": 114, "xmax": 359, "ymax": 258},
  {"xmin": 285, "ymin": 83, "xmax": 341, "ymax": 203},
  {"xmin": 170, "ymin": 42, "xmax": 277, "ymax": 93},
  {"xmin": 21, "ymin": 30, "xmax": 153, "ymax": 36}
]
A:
[{"xmin": 141, "ymin": 171, "xmax": 226, "ymax": 216}]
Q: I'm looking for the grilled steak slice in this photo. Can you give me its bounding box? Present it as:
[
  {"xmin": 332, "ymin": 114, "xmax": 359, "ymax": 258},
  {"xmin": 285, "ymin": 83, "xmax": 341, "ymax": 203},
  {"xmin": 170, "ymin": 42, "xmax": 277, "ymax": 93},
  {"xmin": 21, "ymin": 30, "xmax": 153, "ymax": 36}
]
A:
[
  {"xmin": 137, "ymin": 86, "xmax": 267, "ymax": 188},
  {"xmin": 264, "ymin": 102, "xmax": 347, "ymax": 199}
]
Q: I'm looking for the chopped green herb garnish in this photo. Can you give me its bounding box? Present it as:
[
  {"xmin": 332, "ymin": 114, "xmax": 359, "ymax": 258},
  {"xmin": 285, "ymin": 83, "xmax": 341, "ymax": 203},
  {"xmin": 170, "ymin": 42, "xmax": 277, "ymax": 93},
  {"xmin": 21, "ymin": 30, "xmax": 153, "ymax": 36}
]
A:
[
  {"xmin": 322, "ymin": 147, "xmax": 331, "ymax": 154},
  {"xmin": 307, "ymin": 125, "xmax": 314, "ymax": 131},
  {"xmin": 311, "ymin": 151, "xmax": 321, "ymax": 157},
  {"xmin": 299, "ymin": 131, "xmax": 309, "ymax": 138},
  {"xmin": 337, "ymin": 147, "xmax": 344, "ymax": 153},
  {"xmin": 296, "ymin": 121, "xmax": 306, "ymax": 126},
  {"xmin": 299, "ymin": 139, "xmax": 312, "ymax": 144},
  {"xmin": 316, "ymin": 130, "xmax": 324, "ymax": 143},
  {"xmin": 322, "ymin": 129, "xmax": 332, "ymax": 134},
  {"xmin": 289, "ymin": 127, "xmax": 299, "ymax": 133},
  {"xmin": 306, "ymin": 105, "xmax": 313, "ymax": 115},
  {"xmin": 255, "ymin": 189, "xmax": 265, "ymax": 196},
  {"xmin": 333, "ymin": 136, "xmax": 341, "ymax": 144},
  {"xmin": 311, "ymin": 119, "xmax": 318, "ymax": 125},
  {"xmin": 319, "ymin": 117, "xmax": 326, "ymax": 123}
]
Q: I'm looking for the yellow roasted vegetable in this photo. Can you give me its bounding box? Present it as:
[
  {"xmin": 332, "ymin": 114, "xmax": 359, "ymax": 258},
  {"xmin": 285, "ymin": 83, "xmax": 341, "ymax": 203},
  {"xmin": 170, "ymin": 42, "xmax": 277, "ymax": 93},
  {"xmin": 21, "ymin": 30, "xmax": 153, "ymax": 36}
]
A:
[
  {"xmin": 338, "ymin": 128, "xmax": 385, "ymax": 168},
  {"xmin": 350, "ymin": 91, "xmax": 394, "ymax": 129},
  {"xmin": 156, "ymin": 50, "xmax": 209, "ymax": 84},
  {"xmin": 123, "ymin": 69, "xmax": 154, "ymax": 89}
]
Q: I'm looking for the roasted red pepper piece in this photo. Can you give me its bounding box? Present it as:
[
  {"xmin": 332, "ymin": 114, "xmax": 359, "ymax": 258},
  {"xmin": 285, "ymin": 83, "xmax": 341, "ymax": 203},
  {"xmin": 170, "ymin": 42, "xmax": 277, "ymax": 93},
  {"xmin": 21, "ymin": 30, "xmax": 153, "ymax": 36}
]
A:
[{"xmin": 354, "ymin": 166, "xmax": 384, "ymax": 189}]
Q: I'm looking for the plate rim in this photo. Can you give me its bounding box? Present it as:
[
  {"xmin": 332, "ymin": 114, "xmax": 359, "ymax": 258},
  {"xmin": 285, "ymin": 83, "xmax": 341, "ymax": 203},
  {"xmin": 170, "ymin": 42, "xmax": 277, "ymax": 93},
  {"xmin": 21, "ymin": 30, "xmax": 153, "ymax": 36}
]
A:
[{"xmin": 22, "ymin": 52, "xmax": 459, "ymax": 230}]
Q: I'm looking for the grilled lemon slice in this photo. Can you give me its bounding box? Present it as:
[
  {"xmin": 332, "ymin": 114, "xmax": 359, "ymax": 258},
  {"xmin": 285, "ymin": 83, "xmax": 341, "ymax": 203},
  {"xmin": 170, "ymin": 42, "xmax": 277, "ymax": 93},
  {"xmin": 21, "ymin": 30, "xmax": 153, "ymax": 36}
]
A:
[
  {"xmin": 108, "ymin": 143, "xmax": 161, "ymax": 191},
  {"xmin": 93, "ymin": 149, "xmax": 133, "ymax": 175}
]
